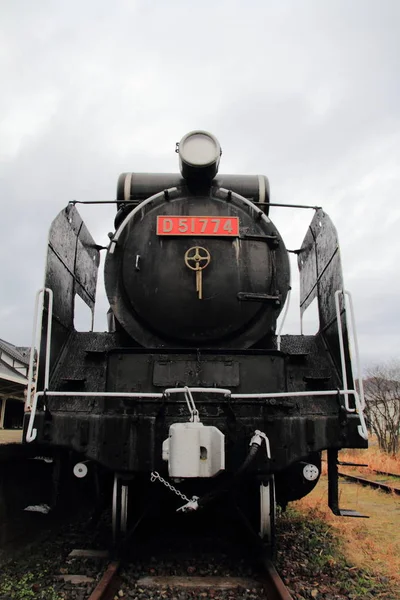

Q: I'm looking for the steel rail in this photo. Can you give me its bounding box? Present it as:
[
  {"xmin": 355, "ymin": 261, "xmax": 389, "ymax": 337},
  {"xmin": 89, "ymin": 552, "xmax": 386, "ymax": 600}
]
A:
[
  {"xmin": 259, "ymin": 556, "xmax": 294, "ymax": 600},
  {"xmin": 372, "ymin": 469, "xmax": 400, "ymax": 479},
  {"xmin": 86, "ymin": 536, "xmax": 293, "ymax": 600},
  {"xmin": 338, "ymin": 471, "xmax": 400, "ymax": 496},
  {"xmin": 104, "ymin": 564, "xmax": 293, "ymax": 600},
  {"xmin": 87, "ymin": 561, "xmax": 120, "ymax": 600},
  {"xmin": 234, "ymin": 499, "xmax": 293, "ymax": 599}
]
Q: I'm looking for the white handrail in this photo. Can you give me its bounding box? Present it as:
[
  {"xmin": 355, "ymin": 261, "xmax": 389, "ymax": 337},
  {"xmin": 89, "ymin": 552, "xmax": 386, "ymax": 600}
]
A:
[
  {"xmin": 231, "ymin": 389, "xmax": 354, "ymax": 399},
  {"xmin": 43, "ymin": 288, "xmax": 53, "ymax": 390},
  {"xmin": 334, "ymin": 290, "xmax": 354, "ymax": 412},
  {"xmin": 343, "ymin": 290, "xmax": 366, "ymax": 411},
  {"xmin": 25, "ymin": 288, "xmax": 54, "ymax": 411},
  {"xmin": 334, "ymin": 289, "xmax": 367, "ymax": 438},
  {"xmin": 26, "ymin": 390, "xmax": 165, "ymax": 442},
  {"xmin": 25, "ymin": 385, "xmax": 368, "ymax": 443},
  {"xmin": 353, "ymin": 390, "xmax": 369, "ymax": 440},
  {"xmin": 164, "ymin": 387, "xmax": 231, "ymax": 396},
  {"xmin": 109, "ymin": 188, "xmax": 178, "ymax": 255},
  {"xmin": 26, "ymin": 290, "xmax": 42, "ymax": 411}
]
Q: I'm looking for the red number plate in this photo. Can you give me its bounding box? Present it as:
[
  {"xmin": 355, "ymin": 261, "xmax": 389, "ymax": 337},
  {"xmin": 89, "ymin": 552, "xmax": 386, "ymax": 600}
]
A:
[{"xmin": 157, "ymin": 216, "xmax": 239, "ymax": 236}]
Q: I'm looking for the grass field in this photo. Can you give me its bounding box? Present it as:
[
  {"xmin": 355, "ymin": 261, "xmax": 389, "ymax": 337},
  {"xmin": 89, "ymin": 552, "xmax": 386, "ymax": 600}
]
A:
[
  {"xmin": 339, "ymin": 443, "xmax": 400, "ymax": 476},
  {"xmin": 294, "ymin": 443, "xmax": 400, "ymax": 587}
]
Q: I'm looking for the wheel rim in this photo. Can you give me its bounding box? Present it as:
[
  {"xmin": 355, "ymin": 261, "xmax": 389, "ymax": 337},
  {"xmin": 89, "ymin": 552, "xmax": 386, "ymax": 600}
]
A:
[
  {"xmin": 112, "ymin": 474, "xmax": 121, "ymax": 543},
  {"xmin": 112, "ymin": 474, "xmax": 129, "ymax": 542},
  {"xmin": 120, "ymin": 484, "xmax": 128, "ymax": 534},
  {"xmin": 259, "ymin": 476, "xmax": 276, "ymax": 544}
]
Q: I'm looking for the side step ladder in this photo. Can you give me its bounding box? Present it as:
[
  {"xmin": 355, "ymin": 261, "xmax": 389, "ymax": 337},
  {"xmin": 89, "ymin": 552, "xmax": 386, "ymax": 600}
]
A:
[{"xmin": 328, "ymin": 449, "xmax": 369, "ymax": 518}]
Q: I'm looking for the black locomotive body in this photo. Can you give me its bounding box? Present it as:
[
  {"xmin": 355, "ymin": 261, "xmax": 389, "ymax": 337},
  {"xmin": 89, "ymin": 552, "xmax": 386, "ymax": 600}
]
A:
[{"xmin": 24, "ymin": 131, "xmax": 368, "ymax": 545}]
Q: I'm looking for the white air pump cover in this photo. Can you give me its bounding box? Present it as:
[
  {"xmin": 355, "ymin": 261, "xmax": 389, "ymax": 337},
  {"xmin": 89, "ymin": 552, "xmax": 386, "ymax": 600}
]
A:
[{"xmin": 162, "ymin": 422, "xmax": 225, "ymax": 478}]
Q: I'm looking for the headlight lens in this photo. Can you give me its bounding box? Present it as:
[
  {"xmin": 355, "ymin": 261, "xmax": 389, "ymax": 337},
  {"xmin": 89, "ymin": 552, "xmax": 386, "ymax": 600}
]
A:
[{"xmin": 178, "ymin": 130, "xmax": 221, "ymax": 180}]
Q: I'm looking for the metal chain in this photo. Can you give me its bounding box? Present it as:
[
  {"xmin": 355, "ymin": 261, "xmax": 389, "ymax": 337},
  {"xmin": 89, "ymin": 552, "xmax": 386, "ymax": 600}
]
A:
[{"xmin": 150, "ymin": 471, "xmax": 190, "ymax": 503}]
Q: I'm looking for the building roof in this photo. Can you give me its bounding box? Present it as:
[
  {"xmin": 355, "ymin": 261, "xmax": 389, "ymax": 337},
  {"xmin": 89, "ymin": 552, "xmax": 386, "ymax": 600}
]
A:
[
  {"xmin": 0, "ymin": 338, "xmax": 30, "ymax": 400},
  {"xmin": 0, "ymin": 338, "xmax": 31, "ymax": 366}
]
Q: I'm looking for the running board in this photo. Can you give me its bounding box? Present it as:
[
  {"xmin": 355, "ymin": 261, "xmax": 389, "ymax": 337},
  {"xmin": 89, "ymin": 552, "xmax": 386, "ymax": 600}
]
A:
[{"xmin": 327, "ymin": 449, "xmax": 369, "ymax": 518}]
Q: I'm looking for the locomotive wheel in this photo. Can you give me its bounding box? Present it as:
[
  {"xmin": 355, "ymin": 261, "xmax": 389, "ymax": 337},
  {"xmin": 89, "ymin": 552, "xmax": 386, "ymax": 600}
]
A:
[
  {"xmin": 112, "ymin": 473, "xmax": 129, "ymax": 544},
  {"xmin": 259, "ymin": 476, "xmax": 276, "ymax": 555}
]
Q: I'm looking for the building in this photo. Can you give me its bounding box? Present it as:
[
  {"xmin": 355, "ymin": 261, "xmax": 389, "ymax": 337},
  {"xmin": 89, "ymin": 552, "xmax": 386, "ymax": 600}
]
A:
[{"xmin": 0, "ymin": 338, "xmax": 31, "ymax": 429}]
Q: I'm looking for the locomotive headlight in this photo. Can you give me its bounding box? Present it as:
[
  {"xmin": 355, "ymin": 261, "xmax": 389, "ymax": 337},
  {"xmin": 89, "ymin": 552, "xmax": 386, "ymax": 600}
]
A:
[{"xmin": 178, "ymin": 130, "xmax": 221, "ymax": 182}]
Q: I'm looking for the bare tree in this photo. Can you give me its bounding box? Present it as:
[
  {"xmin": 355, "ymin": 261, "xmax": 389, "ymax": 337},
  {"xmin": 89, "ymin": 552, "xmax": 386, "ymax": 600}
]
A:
[{"xmin": 364, "ymin": 363, "xmax": 400, "ymax": 455}]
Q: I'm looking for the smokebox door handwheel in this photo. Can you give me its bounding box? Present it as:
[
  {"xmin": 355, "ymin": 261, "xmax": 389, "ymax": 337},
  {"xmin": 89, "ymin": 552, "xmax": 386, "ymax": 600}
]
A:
[{"xmin": 184, "ymin": 246, "xmax": 211, "ymax": 300}]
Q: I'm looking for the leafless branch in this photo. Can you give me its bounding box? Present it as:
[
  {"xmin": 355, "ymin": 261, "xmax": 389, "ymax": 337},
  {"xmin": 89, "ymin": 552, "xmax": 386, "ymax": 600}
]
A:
[{"xmin": 364, "ymin": 361, "xmax": 400, "ymax": 455}]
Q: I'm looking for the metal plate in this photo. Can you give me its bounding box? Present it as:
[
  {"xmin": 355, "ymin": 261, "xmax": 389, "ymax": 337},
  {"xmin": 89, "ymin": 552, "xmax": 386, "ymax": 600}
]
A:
[
  {"xmin": 153, "ymin": 359, "xmax": 240, "ymax": 387},
  {"xmin": 106, "ymin": 351, "xmax": 285, "ymax": 395},
  {"xmin": 38, "ymin": 205, "xmax": 100, "ymax": 388},
  {"xmin": 298, "ymin": 209, "xmax": 352, "ymax": 389},
  {"xmin": 157, "ymin": 215, "xmax": 239, "ymax": 236}
]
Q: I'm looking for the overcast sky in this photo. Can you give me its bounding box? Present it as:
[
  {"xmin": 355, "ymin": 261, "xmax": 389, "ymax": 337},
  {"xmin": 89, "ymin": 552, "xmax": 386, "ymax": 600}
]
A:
[{"xmin": 1, "ymin": 0, "xmax": 399, "ymax": 368}]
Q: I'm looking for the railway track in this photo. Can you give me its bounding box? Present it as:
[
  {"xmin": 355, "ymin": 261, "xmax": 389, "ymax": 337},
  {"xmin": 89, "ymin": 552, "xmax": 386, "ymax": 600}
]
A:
[
  {"xmin": 0, "ymin": 463, "xmax": 293, "ymax": 600},
  {"xmin": 87, "ymin": 552, "xmax": 293, "ymax": 600},
  {"xmin": 2, "ymin": 487, "xmax": 397, "ymax": 599},
  {"xmin": 338, "ymin": 470, "xmax": 400, "ymax": 495},
  {"xmin": 372, "ymin": 468, "xmax": 400, "ymax": 478},
  {"xmin": 88, "ymin": 560, "xmax": 120, "ymax": 600},
  {"xmin": 47, "ymin": 499, "xmax": 295, "ymax": 600}
]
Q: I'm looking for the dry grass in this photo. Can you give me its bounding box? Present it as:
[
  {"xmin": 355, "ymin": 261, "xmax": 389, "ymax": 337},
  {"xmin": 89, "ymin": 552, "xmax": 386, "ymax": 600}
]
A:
[
  {"xmin": 294, "ymin": 473, "xmax": 400, "ymax": 585},
  {"xmin": 338, "ymin": 443, "xmax": 400, "ymax": 476}
]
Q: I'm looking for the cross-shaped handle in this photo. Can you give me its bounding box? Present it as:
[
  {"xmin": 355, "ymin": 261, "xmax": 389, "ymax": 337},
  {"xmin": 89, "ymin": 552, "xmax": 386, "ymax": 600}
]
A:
[{"xmin": 184, "ymin": 246, "xmax": 211, "ymax": 300}]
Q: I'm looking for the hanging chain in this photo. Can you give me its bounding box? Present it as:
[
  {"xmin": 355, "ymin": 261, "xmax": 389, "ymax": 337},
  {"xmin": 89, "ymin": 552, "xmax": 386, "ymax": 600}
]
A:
[{"xmin": 150, "ymin": 471, "xmax": 190, "ymax": 502}]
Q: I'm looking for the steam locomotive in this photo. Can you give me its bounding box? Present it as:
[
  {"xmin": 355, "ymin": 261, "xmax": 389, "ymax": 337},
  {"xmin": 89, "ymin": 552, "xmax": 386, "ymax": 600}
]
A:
[{"xmin": 24, "ymin": 131, "xmax": 368, "ymax": 550}]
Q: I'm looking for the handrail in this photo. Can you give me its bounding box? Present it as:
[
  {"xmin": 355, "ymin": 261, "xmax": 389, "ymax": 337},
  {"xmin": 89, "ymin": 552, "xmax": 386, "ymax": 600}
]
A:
[
  {"xmin": 26, "ymin": 290, "xmax": 42, "ymax": 411},
  {"xmin": 216, "ymin": 187, "xmax": 271, "ymax": 223},
  {"xmin": 109, "ymin": 187, "xmax": 178, "ymax": 255},
  {"xmin": 25, "ymin": 386, "xmax": 368, "ymax": 443},
  {"xmin": 25, "ymin": 288, "xmax": 53, "ymax": 412},
  {"xmin": 164, "ymin": 387, "xmax": 231, "ymax": 396},
  {"xmin": 334, "ymin": 289, "xmax": 367, "ymax": 439},
  {"xmin": 43, "ymin": 289, "xmax": 53, "ymax": 390},
  {"xmin": 68, "ymin": 200, "xmax": 322, "ymax": 210},
  {"xmin": 352, "ymin": 390, "xmax": 369, "ymax": 440},
  {"xmin": 334, "ymin": 290, "xmax": 353, "ymax": 412},
  {"xmin": 343, "ymin": 290, "xmax": 366, "ymax": 411},
  {"xmin": 334, "ymin": 289, "xmax": 366, "ymax": 410},
  {"xmin": 26, "ymin": 390, "xmax": 165, "ymax": 442}
]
